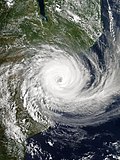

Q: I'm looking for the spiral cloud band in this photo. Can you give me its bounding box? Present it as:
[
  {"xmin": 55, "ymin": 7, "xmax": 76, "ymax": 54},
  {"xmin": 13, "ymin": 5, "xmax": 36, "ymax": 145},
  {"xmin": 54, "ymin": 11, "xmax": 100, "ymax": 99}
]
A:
[
  {"xmin": 20, "ymin": 41, "xmax": 120, "ymax": 126},
  {"xmin": 0, "ymin": 34, "xmax": 120, "ymax": 144}
]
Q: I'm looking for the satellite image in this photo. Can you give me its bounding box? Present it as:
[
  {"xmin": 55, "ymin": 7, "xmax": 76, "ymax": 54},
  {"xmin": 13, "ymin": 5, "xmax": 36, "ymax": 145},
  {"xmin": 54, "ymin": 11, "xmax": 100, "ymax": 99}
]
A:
[{"xmin": 0, "ymin": 0, "xmax": 120, "ymax": 159}]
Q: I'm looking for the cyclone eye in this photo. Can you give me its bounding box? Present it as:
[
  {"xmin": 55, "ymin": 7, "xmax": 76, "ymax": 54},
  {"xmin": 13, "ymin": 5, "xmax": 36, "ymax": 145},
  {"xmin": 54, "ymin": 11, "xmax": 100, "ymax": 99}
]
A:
[{"xmin": 56, "ymin": 77, "xmax": 63, "ymax": 83}]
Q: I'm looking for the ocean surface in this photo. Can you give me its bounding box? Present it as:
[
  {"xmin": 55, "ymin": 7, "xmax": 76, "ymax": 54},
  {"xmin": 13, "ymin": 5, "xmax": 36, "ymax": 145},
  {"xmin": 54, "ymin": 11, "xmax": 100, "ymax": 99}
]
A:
[{"xmin": 0, "ymin": 0, "xmax": 120, "ymax": 160}]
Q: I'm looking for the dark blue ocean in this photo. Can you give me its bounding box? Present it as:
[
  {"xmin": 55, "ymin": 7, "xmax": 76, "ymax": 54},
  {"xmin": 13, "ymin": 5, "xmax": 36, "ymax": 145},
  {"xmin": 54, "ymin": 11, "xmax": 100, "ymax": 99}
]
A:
[{"xmin": 25, "ymin": 0, "xmax": 120, "ymax": 159}]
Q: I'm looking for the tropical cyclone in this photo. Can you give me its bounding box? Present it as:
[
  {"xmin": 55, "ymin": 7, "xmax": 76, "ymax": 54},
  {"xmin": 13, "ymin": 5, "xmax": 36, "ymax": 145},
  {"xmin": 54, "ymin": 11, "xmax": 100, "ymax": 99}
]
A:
[
  {"xmin": 0, "ymin": 29, "xmax": 120, "ymax": 149},
  {"xmin": 20, "ymin": 37, "xmax": 120, "ymax": 126}
]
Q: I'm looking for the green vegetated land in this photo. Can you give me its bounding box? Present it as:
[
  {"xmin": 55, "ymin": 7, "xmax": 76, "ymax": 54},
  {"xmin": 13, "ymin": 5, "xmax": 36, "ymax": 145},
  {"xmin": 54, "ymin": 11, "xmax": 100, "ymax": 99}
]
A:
[{"xmin": 0, "ymin": 0, "xmax": 101, "ymax": 54}]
